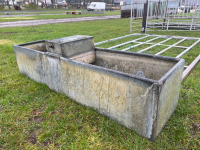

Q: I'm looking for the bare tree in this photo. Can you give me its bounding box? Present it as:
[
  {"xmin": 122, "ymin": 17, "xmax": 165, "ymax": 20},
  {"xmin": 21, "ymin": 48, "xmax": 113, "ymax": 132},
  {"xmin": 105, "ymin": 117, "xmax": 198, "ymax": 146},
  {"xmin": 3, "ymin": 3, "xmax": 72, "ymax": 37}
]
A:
[
  {"xmin": 7, "ymin": 0, "xmax": 10, "ymax": 9},
  {"xmin": 51, "ymin": 0, "xmax": 55, "ymax": 8}
]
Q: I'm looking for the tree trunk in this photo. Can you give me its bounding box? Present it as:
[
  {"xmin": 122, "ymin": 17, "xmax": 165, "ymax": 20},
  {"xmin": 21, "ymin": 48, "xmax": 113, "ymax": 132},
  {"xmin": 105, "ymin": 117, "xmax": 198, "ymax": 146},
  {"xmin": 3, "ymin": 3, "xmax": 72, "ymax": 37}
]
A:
[
  {"xmin": 7, "ymin": 0, "xmax": 10, "ymax": 9},
  {"xmin": 51, "ymin": 0, "xmax": 54, "ymax": 8},
  {"xmin": 84, "ymin": 0, "xmax": 87, "ymax": 9}
]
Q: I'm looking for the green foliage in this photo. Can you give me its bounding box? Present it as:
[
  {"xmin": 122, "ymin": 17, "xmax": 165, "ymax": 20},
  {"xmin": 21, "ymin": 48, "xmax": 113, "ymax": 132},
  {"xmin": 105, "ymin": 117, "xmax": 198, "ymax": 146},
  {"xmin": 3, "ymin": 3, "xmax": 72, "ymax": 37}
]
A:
[
  {"xmin": 25, "ymin": 4, "xmax": 37, "ymax": 10},
  {"xmin": 0, "ymin": 18, "xmax": 199, "ymax": 149},
  {"xmin": 0, "ymin": 4, "xmax": 4, "ymax": 10}
]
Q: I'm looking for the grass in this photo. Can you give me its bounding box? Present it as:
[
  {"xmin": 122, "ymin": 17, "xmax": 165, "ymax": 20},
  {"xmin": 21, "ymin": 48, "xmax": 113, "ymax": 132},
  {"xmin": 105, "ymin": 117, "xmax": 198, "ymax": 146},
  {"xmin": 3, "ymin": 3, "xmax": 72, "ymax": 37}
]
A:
[
  {"xmin": 0, "ymin": 11, "xmax": 120, "ymax": 22},
  {"xmin": 0, "ymin": 18, "xmax": 200, "ymax": 149},
  {"xmin": 145, "ymin": 45, "xmax": 169, "ymax": 55},
  {"xmin": 0, "ymin": 10, "xmax": 67, "ymax": 15},
  {"xmin": 97, "ymin": 35, "xmax": 144, "ymax": 49},
  {"xmin": 0, "ymin": 11, "xmax": 65, "ymax": 15}
]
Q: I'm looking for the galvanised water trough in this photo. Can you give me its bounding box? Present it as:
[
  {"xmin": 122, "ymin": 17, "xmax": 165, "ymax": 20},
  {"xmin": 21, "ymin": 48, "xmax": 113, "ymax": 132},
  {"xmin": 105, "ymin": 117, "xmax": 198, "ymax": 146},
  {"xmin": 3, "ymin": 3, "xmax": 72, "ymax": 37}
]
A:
[{"xmin": 13, "ymin": 35, "xmax": 185, "ymax": 141}]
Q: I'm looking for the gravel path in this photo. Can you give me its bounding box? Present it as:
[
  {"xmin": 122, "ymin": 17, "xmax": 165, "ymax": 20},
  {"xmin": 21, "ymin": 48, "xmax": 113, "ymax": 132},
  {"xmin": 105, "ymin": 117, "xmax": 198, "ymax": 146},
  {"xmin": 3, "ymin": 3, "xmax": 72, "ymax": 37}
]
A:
[{"xmin": 0, "ymin": 15, "xmax": 120, "ymax": 28}]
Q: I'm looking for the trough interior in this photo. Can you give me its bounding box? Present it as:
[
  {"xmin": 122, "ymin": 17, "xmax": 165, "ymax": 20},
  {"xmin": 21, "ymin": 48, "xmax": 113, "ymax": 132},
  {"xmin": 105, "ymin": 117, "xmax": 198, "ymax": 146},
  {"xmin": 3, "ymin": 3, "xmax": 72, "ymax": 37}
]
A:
[
  {"xmin": 22, "ymin": 42, "xmax": 47, "ymax": 52},
  {"xmin": 21, "ymin": 41, "xmax": 178, "ymax": 81},
  {"xmin": 69, "ymin": 50, "xmax": 177, "ymax": 81}
]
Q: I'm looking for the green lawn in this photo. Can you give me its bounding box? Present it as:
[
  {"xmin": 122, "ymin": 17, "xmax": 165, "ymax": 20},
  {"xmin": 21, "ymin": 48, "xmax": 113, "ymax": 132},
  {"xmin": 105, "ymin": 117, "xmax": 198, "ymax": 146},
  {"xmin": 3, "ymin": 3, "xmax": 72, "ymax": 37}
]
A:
[
  {"xmin": 0, "ymin": 18, "xmax": 200, "ymax": 149},
  {"xmin": 0, "ymin": 11, "xmax": 67, "ymax": 15},
  {"xmin": 0, "ymin": 11, "xmax": 120, "ymax": 22}
]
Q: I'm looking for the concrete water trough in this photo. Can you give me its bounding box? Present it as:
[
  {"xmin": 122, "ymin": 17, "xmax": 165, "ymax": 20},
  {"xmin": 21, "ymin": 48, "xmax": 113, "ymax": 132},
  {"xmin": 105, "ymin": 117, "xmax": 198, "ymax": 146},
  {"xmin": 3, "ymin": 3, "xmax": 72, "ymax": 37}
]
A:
[{"xmin": 13, "ymin": 35, "xmax": 185, "ymax": 141}]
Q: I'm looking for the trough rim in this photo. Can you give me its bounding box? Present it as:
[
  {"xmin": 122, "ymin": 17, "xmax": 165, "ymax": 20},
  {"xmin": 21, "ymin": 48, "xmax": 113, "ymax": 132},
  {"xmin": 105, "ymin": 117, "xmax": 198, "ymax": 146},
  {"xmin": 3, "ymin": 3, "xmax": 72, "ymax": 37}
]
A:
[
  {"xmin": 45, "ymin": 35, "xmax": 94, "ymax": 44},
  {"xmin": 13, "ymin": 40, "xmax": 184, "ymax": 85}
]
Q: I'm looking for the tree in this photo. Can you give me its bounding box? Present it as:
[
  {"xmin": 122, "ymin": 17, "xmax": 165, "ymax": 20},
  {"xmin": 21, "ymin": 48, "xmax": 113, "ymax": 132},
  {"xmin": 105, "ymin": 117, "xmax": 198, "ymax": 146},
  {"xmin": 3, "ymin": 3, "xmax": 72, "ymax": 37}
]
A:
[
  {"xmin": 51, "ymin": 0, "xmax": 55, "ymax": 8},
  {"xmin": 7, "ymin": 0, "xmax": 10, "ymax": 9}
]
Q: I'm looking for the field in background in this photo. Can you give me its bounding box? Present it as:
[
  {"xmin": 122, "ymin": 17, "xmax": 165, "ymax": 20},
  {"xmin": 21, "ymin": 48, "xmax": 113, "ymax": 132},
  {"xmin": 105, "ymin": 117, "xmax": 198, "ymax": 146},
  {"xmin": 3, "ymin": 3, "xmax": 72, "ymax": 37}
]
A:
[
  {"xmin": 0, "ymin": 18, "xmax": 199, "ymax": 149},
  {"xmin": 0, "ymin": 11, "xmax": 120, "ymax": 22},
  {"xmin": 0, "ymin": 10, "xmax": 68, "ymax": 15},
  {"xmin": 0, "ymin": 10, "xmax": 121, "ymax": 15}
]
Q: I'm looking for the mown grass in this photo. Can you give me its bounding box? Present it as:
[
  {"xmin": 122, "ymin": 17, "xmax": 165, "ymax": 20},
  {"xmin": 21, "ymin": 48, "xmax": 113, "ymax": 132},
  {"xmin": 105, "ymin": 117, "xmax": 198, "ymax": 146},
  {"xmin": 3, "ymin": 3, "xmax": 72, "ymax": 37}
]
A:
[
  {"xmin": 0, "ymin": 18, "xmax": 200, "ymax": 149},
  {"xmin": 0, "ymin": 11, "xmax": 120, "ymax": 22},
  {"xmin": 0, "ymin": 10, "xmax": 66, "ymax": 15}
]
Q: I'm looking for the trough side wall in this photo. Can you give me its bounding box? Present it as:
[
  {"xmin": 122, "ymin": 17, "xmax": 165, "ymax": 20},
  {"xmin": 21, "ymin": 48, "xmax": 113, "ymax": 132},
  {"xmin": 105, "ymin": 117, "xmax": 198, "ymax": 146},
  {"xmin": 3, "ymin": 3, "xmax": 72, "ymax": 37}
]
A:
[
  {"xmin": 41, "ymin": 53, "xmax": 62, "ymax": 93},
  {"xmin": 13, "ymin": 46, "xmax": 44, "ymax": 83},
  {"xmin": 153, "ymin": 59, "xmax": 185, "ymax": 140},
  {"xmin": 14, "ymin": 46, "xmax": 62, "ymax": 93},
  {"xmin": 60, "ymin": 57, "xmax": 156, "ymax": 139}
]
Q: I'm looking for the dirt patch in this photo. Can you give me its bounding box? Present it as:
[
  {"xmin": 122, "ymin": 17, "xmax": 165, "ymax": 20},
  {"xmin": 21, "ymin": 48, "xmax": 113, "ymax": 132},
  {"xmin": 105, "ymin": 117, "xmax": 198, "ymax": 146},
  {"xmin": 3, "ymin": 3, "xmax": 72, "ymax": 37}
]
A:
[
  {"xmin": 0, "ymin": 107, "xmax": 5, "ymax": 112},
  {"xmin": 29, "ymin": 116, "xmax": 43, "ymax": 124},
  {"xmin": 78, "ymin": 126, "xmax": 83, "ymax": 131},
  {"xmin": 41, "ymin": 139, "xmax": 51, "ymax": 148},
  {"xmin": 27, "ymin": 129, "xmax": 51, "ymax": 147},
  {"xmin": 191, "ymin": 115, "xmax": 196, "ymax": 119},
  {"xmin": 27, "ymin": 109, "xmax": 50, "ymax": 146},
  {"xmin": 27, "ymin": 129, "xmax": 39, "ymax": 145},
  {"xmin": 0, "ymin": 144, "xmax": 3, "ymax": 149},
  {"xmin": 190, "ymin": 122, "xmax": 200, "ymax": 135}
]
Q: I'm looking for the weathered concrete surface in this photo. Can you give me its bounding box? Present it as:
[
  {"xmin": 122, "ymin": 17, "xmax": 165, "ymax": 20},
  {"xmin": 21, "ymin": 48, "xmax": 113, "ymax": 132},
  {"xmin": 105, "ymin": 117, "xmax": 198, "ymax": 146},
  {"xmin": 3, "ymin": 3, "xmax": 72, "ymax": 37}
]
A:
[
  {"xmin": 42, "ymin": 52, "xmax": 62, "ymax": 92},
  {"xmin": 60, "ymin": 57, "xmax": 157, "ymax": 138},
  {"xmin": 0, "ymin": 15, "xmax": 120, "ymax": 28},
  {"xmin": 152, "ymin": 60, "xmax": 184, "ymax": 140},
  {"xmin": 69, "ymin": 50, "xmax": 95, "ymax": 64},
  {"xmin": 13, "ymin": 36, "xmax": 185, "ymax": 141},
  {"xmin": 94, "ymin": 50, "xmax": 176, "ymax": 81}
]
